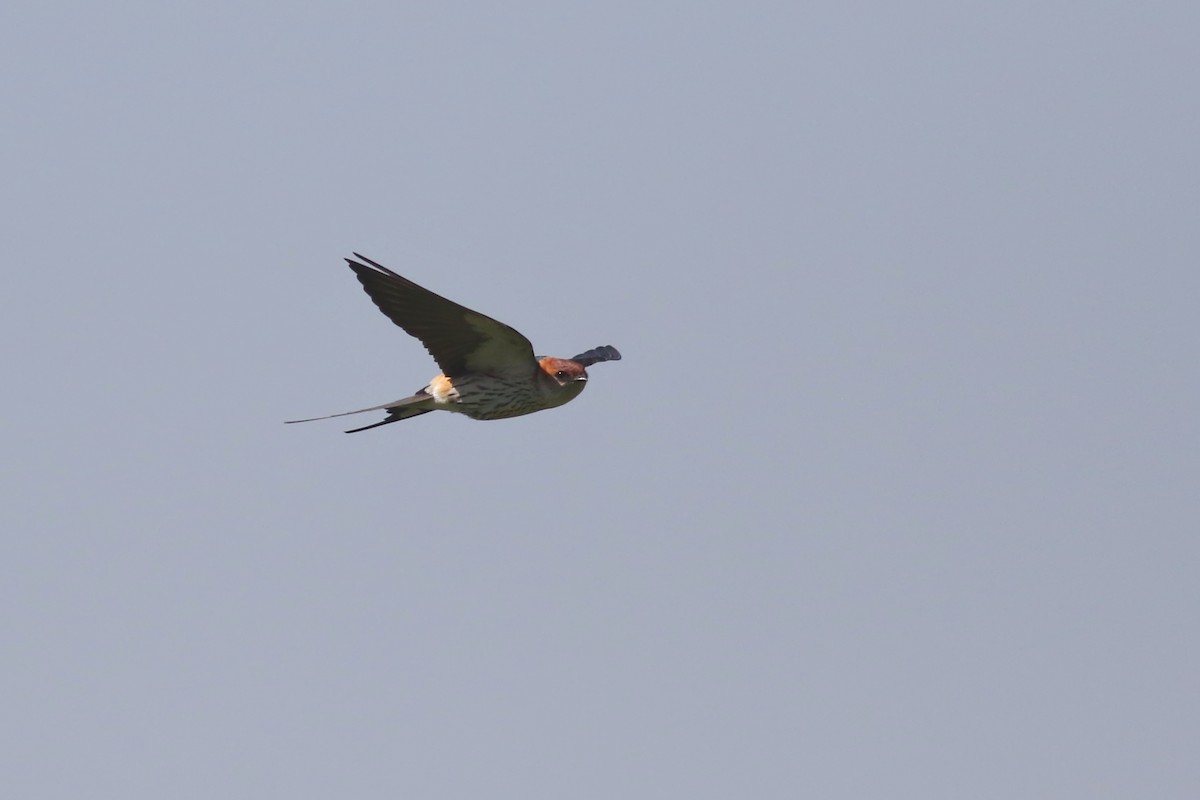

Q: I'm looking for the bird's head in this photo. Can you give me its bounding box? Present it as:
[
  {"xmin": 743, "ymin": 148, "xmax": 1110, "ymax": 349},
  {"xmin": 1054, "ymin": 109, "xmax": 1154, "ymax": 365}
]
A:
[
  {"xmin": 538, "ymin": 356, "xmax": 589, "ymax": 388},
  {"xmin": 536, "ymin": 347, "xmax": 619, "ymax": 406}
]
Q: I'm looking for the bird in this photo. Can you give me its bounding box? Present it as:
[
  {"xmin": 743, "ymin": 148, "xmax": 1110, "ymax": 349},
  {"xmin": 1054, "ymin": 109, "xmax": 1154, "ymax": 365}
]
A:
[{"xmin": 286, "ymin": 253, "xmax": 622, "ymax": 433}]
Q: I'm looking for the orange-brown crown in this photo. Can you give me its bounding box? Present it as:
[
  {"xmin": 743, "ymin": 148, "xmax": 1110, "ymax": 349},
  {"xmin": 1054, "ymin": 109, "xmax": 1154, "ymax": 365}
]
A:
[{"xmin": 538, "ymin": 357, "xmax": 587, "ymax": 382}]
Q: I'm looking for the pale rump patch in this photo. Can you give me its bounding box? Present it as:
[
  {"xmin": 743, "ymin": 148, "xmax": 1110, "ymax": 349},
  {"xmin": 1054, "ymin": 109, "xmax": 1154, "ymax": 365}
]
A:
[{"xmin": 427, "ymin": 374, "xmax": 461, "ymax": 405}]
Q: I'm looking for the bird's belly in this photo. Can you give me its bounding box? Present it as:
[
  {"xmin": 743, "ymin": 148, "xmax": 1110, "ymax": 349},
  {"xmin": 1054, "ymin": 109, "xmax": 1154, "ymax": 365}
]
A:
[{"xmin": 432, "ymin": 374, "xmax": 545, "ymax": 420}]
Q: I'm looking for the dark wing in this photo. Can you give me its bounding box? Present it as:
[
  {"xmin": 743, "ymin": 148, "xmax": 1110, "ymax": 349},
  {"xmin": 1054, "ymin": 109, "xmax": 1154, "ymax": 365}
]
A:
[
  {"xmin": 571, "ymin": 345, "xmax": 622, "ymax": 367},
  {"xmin": 346, "ymin": 253, "xmax": 538, "ymax": 377}
]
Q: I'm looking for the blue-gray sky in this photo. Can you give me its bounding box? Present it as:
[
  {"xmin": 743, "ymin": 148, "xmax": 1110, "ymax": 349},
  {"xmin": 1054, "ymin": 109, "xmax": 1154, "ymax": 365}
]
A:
[{"xmin": 3, "ymin": 2, "xmax": 1198, "ymax": 797}]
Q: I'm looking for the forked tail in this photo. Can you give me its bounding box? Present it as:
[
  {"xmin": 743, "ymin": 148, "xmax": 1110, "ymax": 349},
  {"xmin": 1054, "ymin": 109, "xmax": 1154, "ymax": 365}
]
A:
[{"xmin": 285, "ymin": 391, "xmax": 432, "ymax": 433}]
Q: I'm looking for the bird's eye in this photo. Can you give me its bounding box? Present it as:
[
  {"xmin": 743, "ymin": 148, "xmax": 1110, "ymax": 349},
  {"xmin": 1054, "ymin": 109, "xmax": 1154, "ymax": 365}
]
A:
[{"xmin": 555, "ymin": 370, "xmax": 568, "ymax": 379}]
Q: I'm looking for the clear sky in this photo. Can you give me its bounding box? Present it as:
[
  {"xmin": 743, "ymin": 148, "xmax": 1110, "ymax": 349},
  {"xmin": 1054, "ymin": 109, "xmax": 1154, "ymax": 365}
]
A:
[{"xmin": 3, "ymin": 2, "xmax": 1198, "ymax": 798}]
